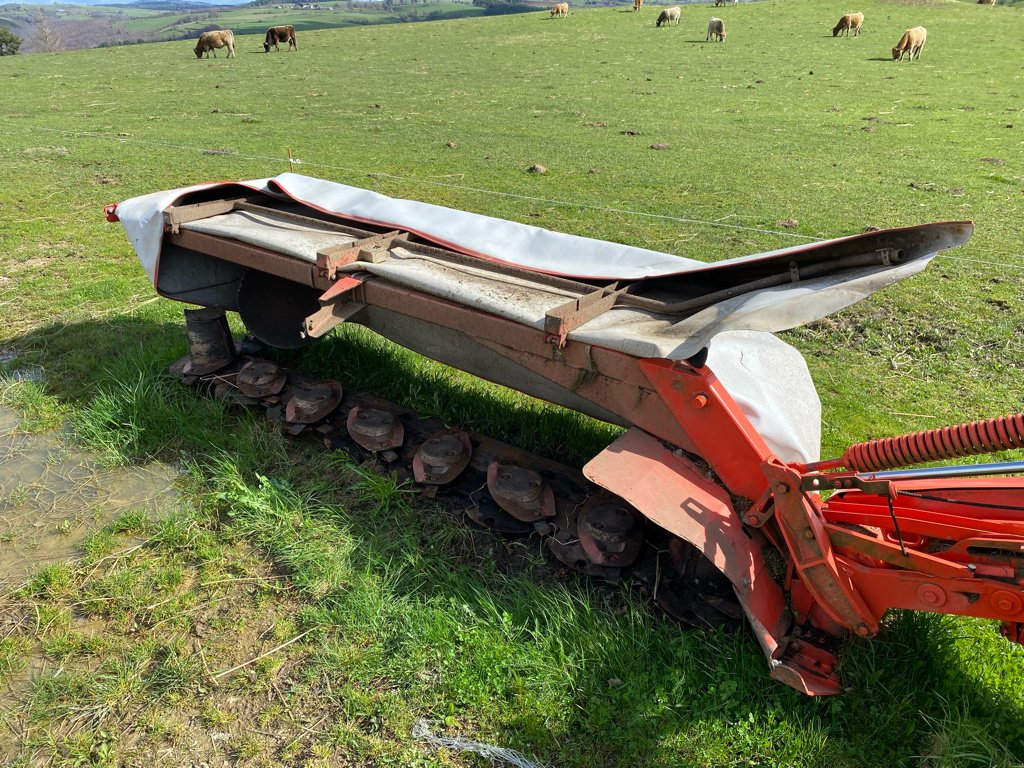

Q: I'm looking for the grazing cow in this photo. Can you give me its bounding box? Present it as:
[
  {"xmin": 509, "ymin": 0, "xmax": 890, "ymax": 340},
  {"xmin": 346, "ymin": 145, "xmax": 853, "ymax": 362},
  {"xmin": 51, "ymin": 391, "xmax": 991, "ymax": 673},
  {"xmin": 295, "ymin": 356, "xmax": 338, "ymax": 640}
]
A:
[
  {"xmin": 832, "ymin": 12, "xmax": 864, "ymax": 37},
  {"xmin": 977, "ymin": 0, "xmax": 995, "ymax": 5},
  {"xmin": 892, "ymin": 26, "xmax": 926, "ymax": 61},
  {"xmin": 633, "ymin": 0, "xmax": 643, "ymax": 11},
  {"xmin": 194, "ymin": 29, "xmax": 234, "ymax": 59},
  {"xmin": 714, "ymin": 0, "xmax": 737, "ymax": 7},
  {"xmin": 706, "ymin": 16, "xmax": 726, "ymax": 41},
  {"xmin": 550, "ymin": 2, "xmax": 569, "ymax": 16},
  {"xmin": 263, "ymin": 25, "xmax": 297, "ymax": 52},
  {"xmin": 656, "ymin": 6, "xmax": 680, "ymax": 25}
]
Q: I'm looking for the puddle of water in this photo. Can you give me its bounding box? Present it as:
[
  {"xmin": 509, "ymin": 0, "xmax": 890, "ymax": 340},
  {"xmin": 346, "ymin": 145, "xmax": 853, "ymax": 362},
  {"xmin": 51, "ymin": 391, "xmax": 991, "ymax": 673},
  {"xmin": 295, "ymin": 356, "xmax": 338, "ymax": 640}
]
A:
[{"xmin": 0, "ymin": 406, "xmax": 179, "ymax": 588}]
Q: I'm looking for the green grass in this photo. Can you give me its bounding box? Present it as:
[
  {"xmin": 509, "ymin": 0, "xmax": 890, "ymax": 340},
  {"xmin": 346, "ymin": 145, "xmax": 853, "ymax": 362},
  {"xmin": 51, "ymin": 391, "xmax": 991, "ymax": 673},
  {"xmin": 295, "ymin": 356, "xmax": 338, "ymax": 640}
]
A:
[{"xmin": 1, "ymin": 0, "xmax": 1024, "ymax": 765}]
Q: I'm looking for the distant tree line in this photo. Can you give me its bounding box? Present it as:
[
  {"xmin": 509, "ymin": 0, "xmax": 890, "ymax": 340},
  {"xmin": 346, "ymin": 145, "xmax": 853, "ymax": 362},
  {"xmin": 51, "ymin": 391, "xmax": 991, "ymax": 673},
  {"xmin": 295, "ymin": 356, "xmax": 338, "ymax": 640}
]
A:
[
  {"xmin": 0, "ymin": 25, "xmax": 20, "ymax": 55},
  {"xmin": 471, "ymin": 0, "xmax": 535, "ymax": 15}
]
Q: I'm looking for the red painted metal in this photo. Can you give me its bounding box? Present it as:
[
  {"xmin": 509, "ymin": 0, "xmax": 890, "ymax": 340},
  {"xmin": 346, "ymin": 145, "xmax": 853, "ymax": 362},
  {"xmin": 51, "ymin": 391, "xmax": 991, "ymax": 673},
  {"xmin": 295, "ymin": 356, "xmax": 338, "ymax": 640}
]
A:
[
  {"xmin": 763, "ymin": 462, "xmax": 879, "ymax": 638},
  {"xmin": 583, "ymin": 429, "xmax": 843, "ymax": 694},
  {"xmin": 638, "ymin": 358, "xmax": 775, "ymax": 502}
]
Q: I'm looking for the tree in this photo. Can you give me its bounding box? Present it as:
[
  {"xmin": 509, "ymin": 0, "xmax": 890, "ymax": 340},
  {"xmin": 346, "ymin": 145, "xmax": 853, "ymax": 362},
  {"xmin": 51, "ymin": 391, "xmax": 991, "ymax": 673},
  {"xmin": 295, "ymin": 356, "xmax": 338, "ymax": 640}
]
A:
[
  {"xmin": 0, "ymin": 25, "xmax": 20, "ymax": 55},
  {"xmin": 29, "ymin": 12, "xmax": 64, "ymax": 53}
]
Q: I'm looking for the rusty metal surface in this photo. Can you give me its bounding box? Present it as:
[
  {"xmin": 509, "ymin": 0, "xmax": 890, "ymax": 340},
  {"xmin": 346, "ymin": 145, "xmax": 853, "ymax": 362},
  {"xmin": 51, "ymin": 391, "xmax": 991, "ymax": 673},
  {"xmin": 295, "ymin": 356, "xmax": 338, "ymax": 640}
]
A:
[
  {"xmin": 413, "ymin": 429, "xmax": 472, "ymax": 485},
  {"xmin": 544, "ymin": 283, "xmax": 627, "ymax": 347},
  {"xmin": 316, "ymin": 231, "xmax": 404, "ymax": 280},
  {"xmin": 183, "ymin": 308, "xmax": 236, "ymax": 374},
  {"xmin": 237, "ymin": 359, "xmax": 286, "ymax": 398},
  {"xmin": 346, "ymin": 406, "xmax": 404, "ymax": 452},
  {"xmin": 167, "ymin": 229, "xmax": 318, "ymax": 288},
  {"xmin": 486, "ymin": 461, "xmax": 555, "ymax": 522},
  {"xmin": 164, "ymin": 199, "xmax": 242, "ymax": 234},
  {"xmin": 577, "ymin": 495, "xmax": 644, "ymax": 566},
  {"xmin": 282, "ymin": 378, "xmax": 343, "ymax": 424}
]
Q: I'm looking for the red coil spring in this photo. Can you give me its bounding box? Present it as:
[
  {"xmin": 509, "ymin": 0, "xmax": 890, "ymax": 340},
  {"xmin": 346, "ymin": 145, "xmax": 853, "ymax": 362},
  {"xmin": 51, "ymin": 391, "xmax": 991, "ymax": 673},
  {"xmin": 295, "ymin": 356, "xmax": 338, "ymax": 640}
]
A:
[{"xmin": 843, "ymin": 413, "xmax": 1024, "ymax": 472}]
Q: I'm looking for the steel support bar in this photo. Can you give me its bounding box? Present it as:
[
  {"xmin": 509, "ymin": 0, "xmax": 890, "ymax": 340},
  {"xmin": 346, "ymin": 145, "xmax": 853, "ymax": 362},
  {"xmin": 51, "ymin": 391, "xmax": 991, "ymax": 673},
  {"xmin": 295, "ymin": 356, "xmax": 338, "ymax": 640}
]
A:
[
  {"xmin": 839, "ymin": 558, "xmax": 1024, "ymax": 624},
  {"xmin": 167, "ymin": 229, "xmax": 318, "ymax": 289},
  {"xmin": 763, "ymin": 462, "xmax": 879, "ymax": 638},
  {"xmin": 353, "ymin": 279, "xmax": 702, "ymax": 455},
  {"xmin": 639, "ymin": 358, "xmax": 776, "ymax": 501},
  {"xmin": 545, "ymin": 283, "xmax": 627, "ymax": 348}
]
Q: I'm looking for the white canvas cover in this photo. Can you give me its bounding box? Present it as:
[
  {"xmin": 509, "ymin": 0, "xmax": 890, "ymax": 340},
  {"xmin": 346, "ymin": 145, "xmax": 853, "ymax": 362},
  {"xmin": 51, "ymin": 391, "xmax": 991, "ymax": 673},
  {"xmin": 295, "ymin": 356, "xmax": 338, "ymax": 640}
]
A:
[{"xmin": 112, "ymin": 174, "xmax": 972, "ymax": 464}]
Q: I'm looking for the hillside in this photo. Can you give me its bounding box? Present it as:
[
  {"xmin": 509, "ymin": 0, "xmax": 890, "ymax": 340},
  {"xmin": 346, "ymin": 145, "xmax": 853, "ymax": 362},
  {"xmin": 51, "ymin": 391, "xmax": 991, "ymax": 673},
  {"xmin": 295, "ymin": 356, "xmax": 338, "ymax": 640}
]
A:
[
  {"xmin": 0, "ymin": 0, "xmax": 492, "ymax": 51},
  {"xmin": 1, "ymin": 0, "xmax": 1024, "ymax": 765}
]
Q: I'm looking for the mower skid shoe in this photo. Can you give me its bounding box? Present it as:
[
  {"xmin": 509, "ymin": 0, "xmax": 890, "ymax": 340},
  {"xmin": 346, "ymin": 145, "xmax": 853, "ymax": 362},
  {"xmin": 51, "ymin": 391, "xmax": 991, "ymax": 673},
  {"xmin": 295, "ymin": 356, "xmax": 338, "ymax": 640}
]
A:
[{"xmin": 584, "ymin": 428, "xmax": 842, "ymax": 694}]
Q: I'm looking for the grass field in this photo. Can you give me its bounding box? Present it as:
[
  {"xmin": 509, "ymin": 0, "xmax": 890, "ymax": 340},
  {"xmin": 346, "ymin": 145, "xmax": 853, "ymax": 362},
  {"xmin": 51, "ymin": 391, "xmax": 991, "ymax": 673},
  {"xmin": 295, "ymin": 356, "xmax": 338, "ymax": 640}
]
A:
[{"xmin": 1, "ymin": 0, "xmax": 1024, "ymax": 765}]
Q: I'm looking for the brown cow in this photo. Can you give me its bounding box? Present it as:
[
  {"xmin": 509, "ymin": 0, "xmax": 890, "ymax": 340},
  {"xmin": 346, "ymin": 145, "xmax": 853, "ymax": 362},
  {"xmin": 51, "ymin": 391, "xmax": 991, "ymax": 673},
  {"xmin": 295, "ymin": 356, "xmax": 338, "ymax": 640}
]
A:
[
  {"xmin": 550, "ymin": 2, "xmax": 569, "ymax": 16},
  {"xmin": 832, "ymin": 12, "xmax": 864, "ymax": 37},
  {"xmin": 194, "ymin": 29, "xmax": 234, "ymax": 59},
  {"xmin": 633, "ymin": 0, "xmax": 643, "ymax": 11},
  {"xmin": 892, "ymin": 26, "xmax": 926, "ymax": 61},
  {"xmin": 656, "ymin": 6, "xmax": 680, "ymax": 26},
  {"xmin": 706, "ymin": 17, "xmax": 726, "ymax": 41},
  {"xmin": 264, "ymin": 25, "xmax": 297, "ymax": 52}
]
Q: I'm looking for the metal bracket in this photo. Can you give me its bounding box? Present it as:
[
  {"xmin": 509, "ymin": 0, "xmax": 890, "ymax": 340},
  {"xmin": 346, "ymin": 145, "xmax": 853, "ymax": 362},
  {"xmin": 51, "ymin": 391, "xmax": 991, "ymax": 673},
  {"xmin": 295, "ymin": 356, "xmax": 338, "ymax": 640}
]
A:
[
  {"xmin": 316, "ymin": 231, "xmax": 404, "ymax": 280},
  {"xmin": 164, "ymin": 198, "xmax": 242, "ymax": 234},
  {"xmin": 763, "ymin": 461, "xmax": 879, "ymax": 638},
  {"xmin": 545, "ymin": 283, "xmax": 627, "ymax": 348},
  {"xmin": 800, "ymin": 472, "xmax": 892, "ymax": 497},
  {"xmin": 303, "ymin": 275, "xmax": 369, "ymax": 339}
]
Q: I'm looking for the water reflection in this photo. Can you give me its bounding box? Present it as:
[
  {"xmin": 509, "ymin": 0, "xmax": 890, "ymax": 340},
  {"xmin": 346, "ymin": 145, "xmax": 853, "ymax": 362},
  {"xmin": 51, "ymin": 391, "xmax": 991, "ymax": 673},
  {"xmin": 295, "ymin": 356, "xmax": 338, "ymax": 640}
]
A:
[{"xmin": 0, "ymin": 407, "xmax": 178, "ymax": 587}]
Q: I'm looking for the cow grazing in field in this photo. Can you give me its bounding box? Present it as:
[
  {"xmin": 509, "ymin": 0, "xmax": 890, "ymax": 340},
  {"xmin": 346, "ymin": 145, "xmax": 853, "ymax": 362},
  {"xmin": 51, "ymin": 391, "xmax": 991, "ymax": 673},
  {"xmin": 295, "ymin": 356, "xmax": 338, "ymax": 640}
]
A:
[
  {"xmin": 892, "ymin": 26, "xmax": 926, "ymax": 60},
  {"xmin": 706, "ymin": 17, "xmax": 726, "ymax": 40},
  {"xmin": 977, "ymin": 0, "xmax": 995, "ymax": 5},
  {"xmin": 656, "ymin": 6, "xmax": 680, "ymax": 25},
  {"xmin": 194, "ymin": 29, "xmax": 235, "ymax": 59},
  {"xmin": 263, "ymin": 25, "xmax": 297, "ymax": 52},
  {"xmin": 633, "ymin": 0, "xmax": 643, "ymax": 11},
  {"xmin": 832, "ymin": 12, "xmax": 864, "ymax": 37},
  {"xmin": 714, "ymin": 0, "xmax": 737, "ymax": 7},
  {"xmin": 550, "ymin": 2, "xmax": 569, "ymax": 16}
]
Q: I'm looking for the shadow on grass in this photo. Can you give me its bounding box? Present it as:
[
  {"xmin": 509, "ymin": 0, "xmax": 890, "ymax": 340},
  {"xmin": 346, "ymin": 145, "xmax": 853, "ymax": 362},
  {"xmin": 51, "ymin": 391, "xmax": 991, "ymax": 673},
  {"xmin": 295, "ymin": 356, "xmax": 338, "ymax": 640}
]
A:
[{"xmin": 5, "ymin": 315, "xmax": 1024, "ymax": 766}]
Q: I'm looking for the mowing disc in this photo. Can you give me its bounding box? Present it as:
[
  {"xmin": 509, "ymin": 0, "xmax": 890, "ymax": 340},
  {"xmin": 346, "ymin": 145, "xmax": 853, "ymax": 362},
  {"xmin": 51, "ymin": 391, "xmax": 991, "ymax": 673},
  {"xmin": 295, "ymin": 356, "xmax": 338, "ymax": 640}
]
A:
[
  {"xmin": 283, "ymin": 379, "xmax": 343, "ymax": 424},
  {"xmin": 346, "ymin": 406, "xmax": 404, "ymax": 452},
  {"xmin": 576, "ymin": 495, "xmax": 643, "ymax": 567},
  {"xmin": 413, "ymin": 429, "xmax": 472, "ymax": 485},
  {"xmin": 237, "ymin": 268, "xmax": 322, "ymax": 350},
  {"xmin": 547, "ymin": 530, "xmax": 615, "ymax": 578},
  {"xmin": 465, "ymin": 494, "xmax": 535, "ymax": 535},
  {"xmin": 486, "ymin": 460, "xmax": 555, "ymax": 522},
  {"xmin": 237, "ymin": 359, "xmax": 287, "ymax": 398}
]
